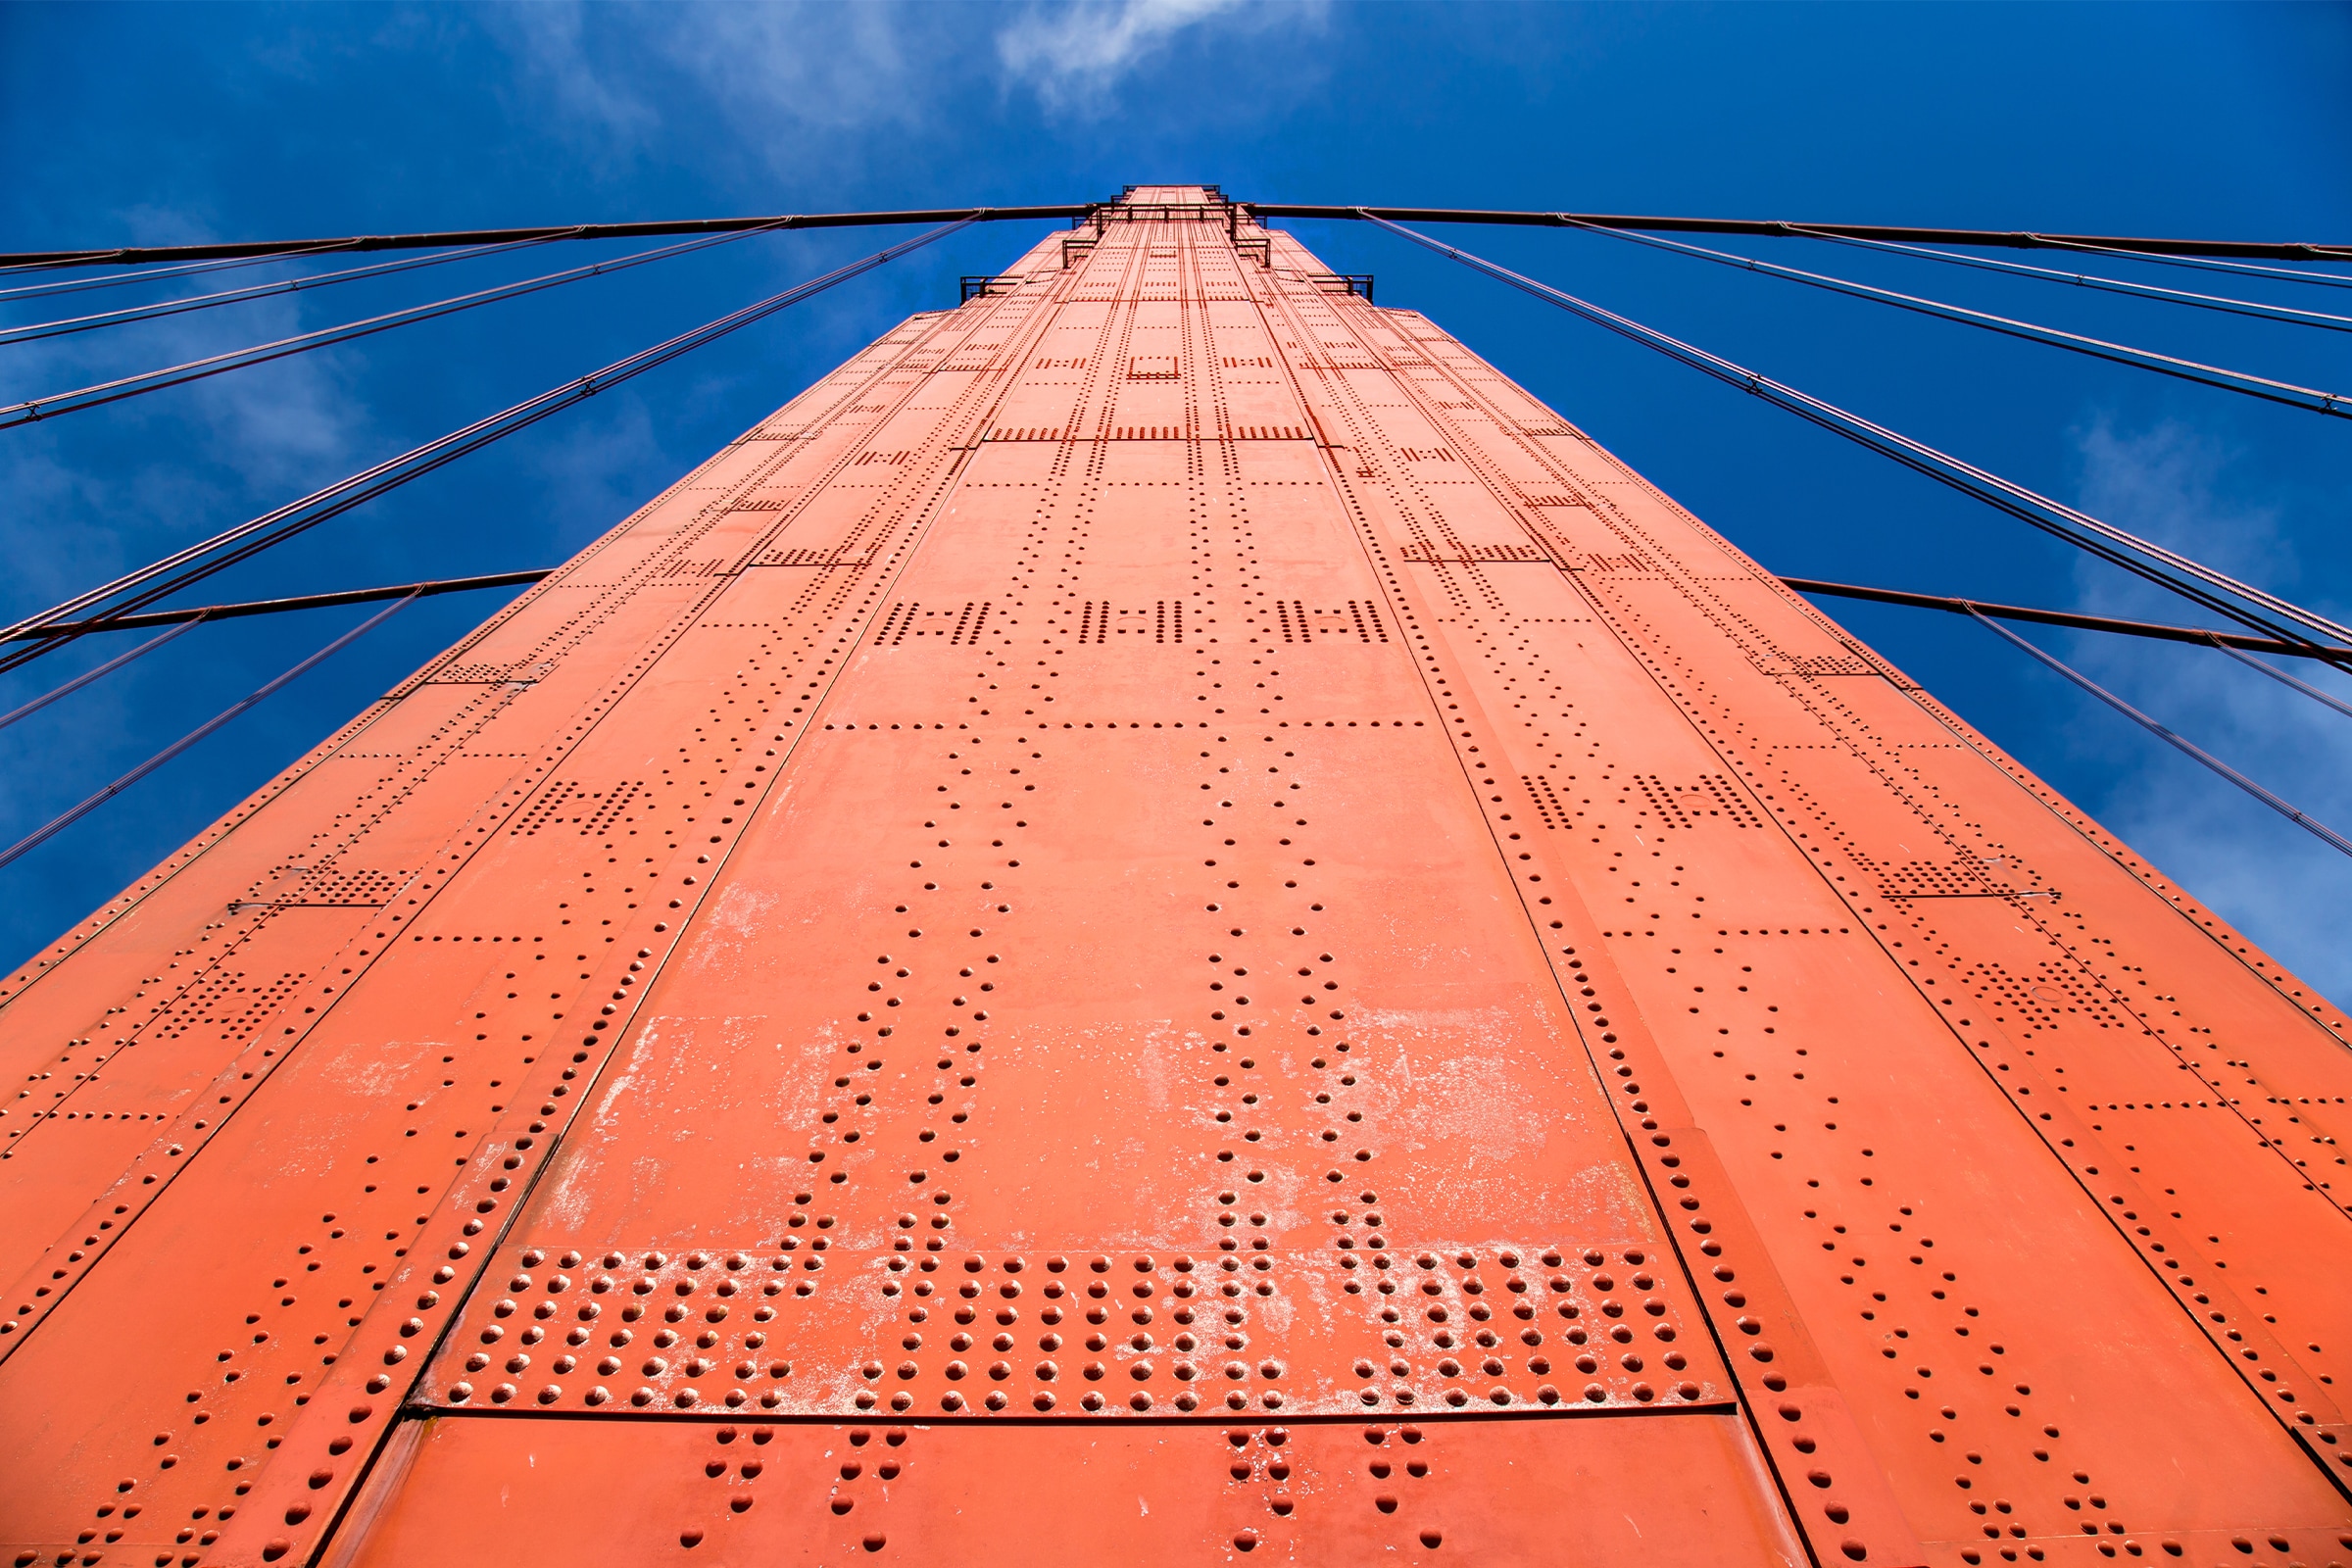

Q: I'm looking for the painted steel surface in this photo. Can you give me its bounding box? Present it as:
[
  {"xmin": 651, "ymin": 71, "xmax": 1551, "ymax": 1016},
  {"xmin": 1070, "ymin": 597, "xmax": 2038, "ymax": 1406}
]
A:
[{"xmin": 1, "ymin": 185, "xmax": 2346, "ymax": 1568}]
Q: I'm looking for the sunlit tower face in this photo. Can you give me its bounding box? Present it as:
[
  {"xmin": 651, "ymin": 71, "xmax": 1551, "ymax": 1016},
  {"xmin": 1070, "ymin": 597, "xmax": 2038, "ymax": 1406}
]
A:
[{"xmin": 1, "ymin": 185, "xmax": 2345, "ymax": 1567}]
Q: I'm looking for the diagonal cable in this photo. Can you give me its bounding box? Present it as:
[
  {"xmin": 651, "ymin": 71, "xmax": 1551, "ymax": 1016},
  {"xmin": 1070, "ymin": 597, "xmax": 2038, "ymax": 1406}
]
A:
[
  {"xmin": 0, "ymin": 239, "xmax": 369, "ymax": 297},
  {"xmin": 1779, "ymin": 576, "xmax": 2352, "ymax": 665},
  {"xmin": 1780, "ymin": 226, "xmax": 2352, "ymax": 334},
  {"xmin": 0, "ymin": 594, "xmax": 416, "ymax": 872},
  {"xmin": 2201, "ymin": 635, "xmax": 2352, "ymax": 721},
  {"xmin": 0, "ymin": 216, "xmax": 980, "ymax": 670},
  {"xmin": 1558, "ymin": 219, "xmax": 2352, "ymax": 416},
  {"xmin": 1364, "ymin": 214, "xmax": 2352, "ymax": 654},
  {"xmin": 2031, "ymin": 239, "xmax": 2352, "ymax": 292},
  {"xmin": 0, "ymin": 235, "xmax": 572, "ymax": 346},
  {"xmin": 3, "ymin": 568, "xmax": 551, "ymax": 641},
  {"xmin": 1968, "ymin": 609, "xmax": 2352, "ymax": 858},
  {"xmin": 0, "ymin": 222, "xmax": 794, "ymax": 429},
  {"xmin": 0, "ymin": 617, "xmax": 207, "ymax": 733}
]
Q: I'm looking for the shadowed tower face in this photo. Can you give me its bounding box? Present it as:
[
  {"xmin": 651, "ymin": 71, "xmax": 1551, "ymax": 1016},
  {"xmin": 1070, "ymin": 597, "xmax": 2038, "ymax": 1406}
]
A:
[{"xmin": 2, "ymin": 185, "xmax": 2347, "ymax": 1566}]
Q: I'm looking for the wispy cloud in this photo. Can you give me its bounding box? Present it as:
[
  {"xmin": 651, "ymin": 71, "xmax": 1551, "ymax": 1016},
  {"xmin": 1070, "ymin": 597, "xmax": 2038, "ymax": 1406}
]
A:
[
  {"xmin": 2071, "ymin": 416, "xmax": 2297, "ymax": 612},
  {"xmin": 660, "ymin": 4, "xmax": 922, "ymax": 135},
  {"xmin": 476, "ymin": 2, "xmax": 662, "ymax": 170},
  {"xmin": 477, "ymin": 2, "xmax": 936, "ymax": 182},
  {"xmin": 996, "ymin": 0, "xmax": 1321, "ymax": 113},
  {"xmin": 476, "ymin": 2, "xmax": 1322, "ymax": 169}
]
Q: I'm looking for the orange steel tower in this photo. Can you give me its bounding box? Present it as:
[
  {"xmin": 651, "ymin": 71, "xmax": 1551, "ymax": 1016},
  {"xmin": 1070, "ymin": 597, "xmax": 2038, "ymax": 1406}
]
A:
[{"xmin": 3, "ymin": 185, "xmax": 2349, "ymax": 1568}]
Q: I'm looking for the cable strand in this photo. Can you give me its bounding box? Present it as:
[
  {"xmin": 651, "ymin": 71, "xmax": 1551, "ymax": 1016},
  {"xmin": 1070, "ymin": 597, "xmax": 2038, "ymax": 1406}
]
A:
[
  {"xmin": 1778, "ymin": 226, "xmax": 2352, "ymax": 334},
  {"xmin": 2201, "ymin": 635, "xmax": 2352, "ymax": 722},
  {"xmin": 0, "ymin": 595, "xmax": 416, "ymax": 871},
  {"xmin": 1966, "ymin": 609, "xmax": 2352, "ymax": 858},
  {"xmin": 1364, "ymin": 214, "xmax": 2352, "ymax": 652},
  {"xmin": 0, "ymin": 222, "xmax": 794, "ymax": 429},
  {"xmin": 0, "ymin": 217, "xmax": 980, "ymax": 669},
  {"xmin": 1559, "ymin": 219, "xmax": 2352, "ymax": 416},
  {"xmin": 2031, "ymin": 238, "xmax": 2352, "ymax": 292},
  {"xmin": 0, "ymin": 235, "xmax": 574, "ymax": 346},
  {"xmin": 0, "ymin": 239, "xmax": 369, "ymax": 294},
  {"xmin": 0, "ymin": 617, "xmax": 207, "ymax": 733}
]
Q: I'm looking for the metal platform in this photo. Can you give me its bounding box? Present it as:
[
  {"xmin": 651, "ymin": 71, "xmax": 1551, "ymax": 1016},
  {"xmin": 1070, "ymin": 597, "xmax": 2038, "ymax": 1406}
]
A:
[{"xmin": 2, "ymin": 185, "xmax": 2346, "ymax": 1568}]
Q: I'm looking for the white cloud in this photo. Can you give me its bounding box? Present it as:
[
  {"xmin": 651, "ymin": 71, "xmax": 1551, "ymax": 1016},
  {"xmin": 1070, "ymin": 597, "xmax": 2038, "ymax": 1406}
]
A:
[
  {"xmin": 107, "ymin": 202, "xmax": 224, "ymax": 248},
  {"xmin": 2071, "ymin": 416, "xmax": 2297, "ymax": 612},
  {"xmin": 996, "ymin": 0, "xmax": 1318, "ymax": 112},
  {"xmin": 476, "ymin": 1, "xmax": 662, "ymax": 167},
  {"xmin": 472, "ymin": 1, "xmax": 1324, "ymax": 171},
  {"xmin": 658, "ymin": 4, "xmax": 922, "ymax": 134},
  {"xmin": 2057, "ymin": 416, "xmax": 2352, "ymax": 1003},
  {"xmin": 476, "ymin": 2, "xmax": 939, "ymax": 181}
]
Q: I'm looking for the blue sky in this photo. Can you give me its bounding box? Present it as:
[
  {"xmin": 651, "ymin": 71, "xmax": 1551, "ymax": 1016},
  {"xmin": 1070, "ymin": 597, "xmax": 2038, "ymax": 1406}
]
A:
[{"xmin": 1, "ymin": 1, "xmax": 2347, "ymax": 996}]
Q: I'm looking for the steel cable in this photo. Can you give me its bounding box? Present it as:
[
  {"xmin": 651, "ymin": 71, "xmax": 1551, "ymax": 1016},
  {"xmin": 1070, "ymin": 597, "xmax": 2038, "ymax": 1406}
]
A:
[
  {"xmin": 0, "ymin": 217, "xmax": 979, "ymax": 671},
  {"xmin": 1558, "ymin": 220, "xmax": 2352, "ymax": 416},
  {"xmin": 0, "ymin": 235, "xmax": 572, "ymax": 347},
  {"xmin": 0, "ymin": 222, "xmax": 792, "ymax": 429},
  {"xmin": 0, "ymin": 617, "xmax": 207, "ymax": 733},
  {"xmin": 0, "ymin": 594, "xmax": 416, "ymax": 871},
  {"xmin": 1967, "ymin": 609, "xmax": 2352, "ymax": 859},
  {"xmin": 2032, "ymin": 239, "xmax": 2352, "ymax": 292},
  {"xmin": 1255, "ymin": 204, "xmax": 2352, "ymax": 263},
  {"xmin": 1780, "ymin": 227, "xmax": 2352, "ymax": 334},
  {"xmin": 0, "ymin": 206, "xmax": 1091, "ymax": 271},
  {"xmin": 1784, "ymin": 575, "xmax": 2352, "ymax": 724},
  {"xmin": 1365, "ymin": 215, "xmax": 2352, "ymax": 654},
  {"xmin": 2, "ymin": 568, "xmax": 552, "ymax": 642},
  {"xmin": 0, "ymin": 239, "xmax": 368, "ymax": 296},
  {"xmin": 1779, "ymin": 576, "xmax": 2351, "ymax": 664},
  {"xmin": 2200, "ymin": 635, "xmax": 2352, "ymax": 721}
]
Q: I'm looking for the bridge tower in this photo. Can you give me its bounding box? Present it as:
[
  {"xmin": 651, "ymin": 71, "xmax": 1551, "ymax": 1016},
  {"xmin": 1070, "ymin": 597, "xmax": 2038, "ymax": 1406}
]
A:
[{"xmin": 3, "ymin": 185, "xmax": 2347, "ymax": 1566}]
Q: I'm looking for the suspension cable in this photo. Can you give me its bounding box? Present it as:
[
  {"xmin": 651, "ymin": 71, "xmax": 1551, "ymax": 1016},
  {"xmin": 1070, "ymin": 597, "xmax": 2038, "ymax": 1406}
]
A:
[
  {"xmin": 1364, "ymin": 215, "xmax": 2352, "ymax": 654},
  {"xmin": 1250, "ymin": 204, "xmax": 2352, "ymax": 262},
  {"xmin": 1780, "ymin": 227, "xmax": 2352, "ymax": 334},
  {"xmin": 1779, "ymin": 577, "xmax": 2351, "ymax": 665},
  {"xmin": 2030, "ymin": 238, "xmax": 2352, "ymax": 292},
  {"xmin": 0, "ymin": 216, "xmax": 978, "ymax": 670},
  {"xmin": 0, "ymin": 222, "xmax": 796, "ymax": 430},
  {"xmin": 2200, "ymin": 635, "xmax": 2352, "ymax": 721},
  {"xmin": 0, "ymin": 239, "xmax": 369, "ymax": 293},
  {"xmin": 0, "ymin": 594, "xmax": 416, "ymax": 872},
  {"xmin": 0, "ymin": 617, "xmax": 207, "ymax": 734},
  {"xmin": 0, "ymin": 206, "xmax": 1092, "ymax": 271},
  {"xmin": 0, "ymin": 236, "xmax": 574, "ymax": 347},
  {"xmin": 1558, "ymin": 220, "xmax": 2351, "ymax": 417},
  {"xmin": 1783, "ymin": 575, "xmax": 2352, "ymax": 724},
  {"xmin": 1967, "ymin": 609, "xmax": 2352, "ymax": 858},
  {"xmin": 2, "ymin": 569, "xmax": 552, "ymax": 642}
]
